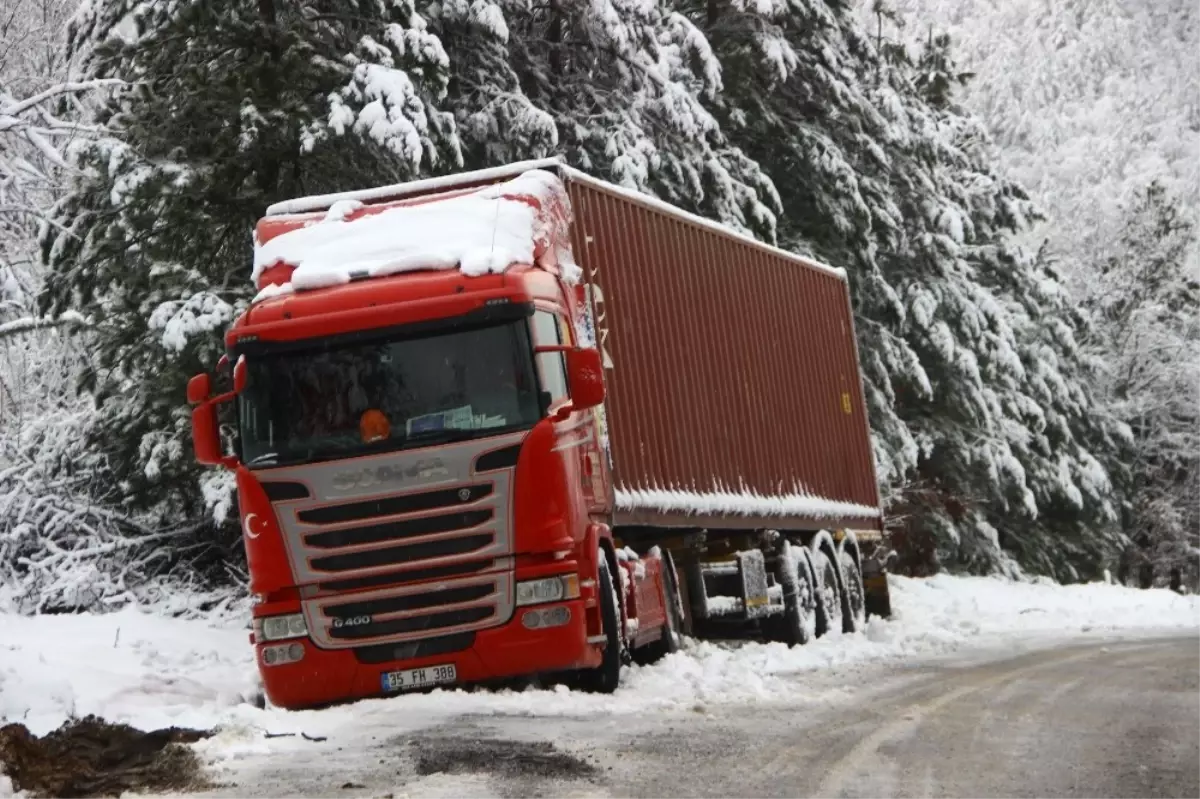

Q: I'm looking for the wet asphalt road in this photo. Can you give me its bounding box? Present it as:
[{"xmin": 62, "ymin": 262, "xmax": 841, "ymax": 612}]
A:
[{"xmin": 197, "ymin": 635, "xmax": 1200, "ymax": 798}]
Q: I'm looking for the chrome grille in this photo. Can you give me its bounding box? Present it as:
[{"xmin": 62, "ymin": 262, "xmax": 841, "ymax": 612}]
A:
[
  {"xmin": 258, "ymin": 433, "xmax": 525, "ymax": 649},
  {"xmin": 259, "ymin": 436, "xmax": 521, "ymax": 585},
  {"xmin": 303, "ymin": 570, "xmax": 514, "ymax": 649}
]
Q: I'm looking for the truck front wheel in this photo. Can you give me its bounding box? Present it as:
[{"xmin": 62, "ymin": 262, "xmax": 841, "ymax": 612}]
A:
[{"xmin": 578, "ymin": 555, "xmax": 622, "ymax": 694}]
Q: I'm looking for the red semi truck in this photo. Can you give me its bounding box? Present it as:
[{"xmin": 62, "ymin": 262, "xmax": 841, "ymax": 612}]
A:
[{"xmin": 188, "ymin": 159, "xmax": 890, "ymax": 709}]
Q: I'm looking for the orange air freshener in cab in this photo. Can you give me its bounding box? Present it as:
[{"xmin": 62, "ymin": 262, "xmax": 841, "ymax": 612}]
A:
[{"xmin": 359, "ymin": 409, "xmax": 391, "ymax": 443}]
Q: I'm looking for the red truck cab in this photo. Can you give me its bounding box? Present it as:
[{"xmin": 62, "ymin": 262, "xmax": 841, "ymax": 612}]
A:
[{"xmin": 188, "ymin": 166, "xmax": 671, "ymax": 709}]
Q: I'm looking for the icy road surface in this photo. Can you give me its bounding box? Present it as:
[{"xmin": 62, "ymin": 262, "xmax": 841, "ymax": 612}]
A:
[
  {"xmin": 1, "ymin": 574, "xmax": 1197, "ymax": 797},
  {"xmin": 189, "ymin": 635, "xmax": 1200, "ymax": 799}
]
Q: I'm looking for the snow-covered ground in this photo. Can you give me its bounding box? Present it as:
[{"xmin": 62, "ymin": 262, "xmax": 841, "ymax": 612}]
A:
[{"xmin": 0, "ymin": 574, "xmax": 1196, "ymax": 776}]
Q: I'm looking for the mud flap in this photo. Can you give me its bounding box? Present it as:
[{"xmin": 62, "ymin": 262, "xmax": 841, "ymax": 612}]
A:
[
  {"xmin": 861, "ymin": 554, "xmax": 893, "ymax": 619},
  {"xmin": 737, "ymin": 550, "xmax": 770, "ymax": 617}
]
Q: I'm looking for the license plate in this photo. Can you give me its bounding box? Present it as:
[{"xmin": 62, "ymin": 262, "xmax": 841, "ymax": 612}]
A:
[{"xmin": 381, "ymin": 663, "xmax": 457, "ymax": 693}]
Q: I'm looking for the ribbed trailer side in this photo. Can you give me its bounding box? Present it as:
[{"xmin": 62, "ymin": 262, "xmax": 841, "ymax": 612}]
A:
[{"xmin": 563, "ymin": 177, "xmax": 881, "ymax": 533}]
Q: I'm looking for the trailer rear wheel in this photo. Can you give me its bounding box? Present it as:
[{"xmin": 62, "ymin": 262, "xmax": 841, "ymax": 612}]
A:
[
  {"xmin": 811, "ymin": 547, "xmax": 844, "ymax": 638},
  {"xmin": 578, "ymin": 556, "xmax": 621, "ymax": 694},
  {"xmin": 771, "ymin": 542, "xmax": 818, "ymax": 647},
  {"xmin": 839, "ymin": 549, "xmax": 867, "ymax": 633}
]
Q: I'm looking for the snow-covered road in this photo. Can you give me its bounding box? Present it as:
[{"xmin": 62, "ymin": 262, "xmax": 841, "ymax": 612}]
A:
[
  {"xmin": 1, "ymin": 575, "xmax": 1197, "ymax": 797},
  {"xmin": 176, "ymin": 635, "xmax": 1198, "ymax": 799}
]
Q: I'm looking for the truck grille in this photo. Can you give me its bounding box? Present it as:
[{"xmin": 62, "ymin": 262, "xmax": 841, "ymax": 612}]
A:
[
  {"xmin": 318, "ymin": 559, "xmax": 492, "ymax": 594},
  {"xmin": 303, "ymin": 570, "xmax": 514, "ymax": 649},
  {"xmin": 298, "ymin": 484, "xmax": 494, "ymax": 525},
  {"xmin": 295, "ymin": 479, "xmax": 502, "ymax": 577},
  {"xmin": 304, "ymin": 509, "xmax": 493, "ymax": 549},
  {"xmin": 353, "ymin": 631, "xmax": 477, "ymax": 665},
  {"xmin": 309, "ymin": 531, "xmax": 495, "ymax": 573},
  {"xmin": 258, "ymin": 433, "xmax": 525, "ymax": 649}
]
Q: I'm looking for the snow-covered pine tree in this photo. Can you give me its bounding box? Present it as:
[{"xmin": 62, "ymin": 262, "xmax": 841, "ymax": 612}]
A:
[
  {"xmin": 907, "ymin": 31, "xmax": 1123, "ymax": 580},
  {"xmin": 39, "ymin": 1, "xmax": 462, "ymax": 547},
  {"xmin": 679, "ymin": 0, "xmax": 1121, "ymax": 578},
  {"xmin": 429, "ymin": 0, "xmax": 780, "ymax": 234},
  {"xmin": 429, "ymin": 2, "xmax": 558, "ymax": 167},
  {"xmin": 1084, "ymin": 183, "xmax": 1200, "ymax": 588}
]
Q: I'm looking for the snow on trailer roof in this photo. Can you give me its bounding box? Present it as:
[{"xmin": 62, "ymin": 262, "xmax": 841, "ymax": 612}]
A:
[{"xmin": 261, "ymin": 158, "xmax": 848, "ymax": 283}]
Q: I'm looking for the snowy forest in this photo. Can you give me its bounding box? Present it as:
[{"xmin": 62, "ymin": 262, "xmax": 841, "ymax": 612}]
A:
[{"xmin": 0, "ymin": 0, "xmax": 1195, "ymax": 612}]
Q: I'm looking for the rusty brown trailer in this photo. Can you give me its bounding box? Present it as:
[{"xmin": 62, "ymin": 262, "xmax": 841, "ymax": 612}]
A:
[{"xmin": 560, "ymin": 173, "xmax": 882, "ymax": 536}]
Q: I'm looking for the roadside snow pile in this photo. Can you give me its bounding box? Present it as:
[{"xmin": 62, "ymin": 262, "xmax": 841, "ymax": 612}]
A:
[
  {"xmin": 251, "ymin": 169, "xmax": 567, "ymax": 297},
  {"xmin": 881, "ymin": 572, "xmax": 1199, "ymax": 641},
  {"xmin": 0, "ymin": 573, "xmax": 1195, "ymax": 765},
  {"xmin": 0, "ymin": 605, "xmax": 257, "ymax": 737}
]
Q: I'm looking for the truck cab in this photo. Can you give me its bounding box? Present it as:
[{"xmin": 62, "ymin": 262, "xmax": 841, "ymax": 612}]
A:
[{"xmin": 188, "ymin": 168, "xmax": 665, "ymax": 709}]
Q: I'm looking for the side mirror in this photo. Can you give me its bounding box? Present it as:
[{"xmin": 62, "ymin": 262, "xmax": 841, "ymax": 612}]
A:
[
  {"xmin": 188, "ymin": 364, "xmax": 244, "ymax": 468},
  {"xmin": 565, "ymin": 348, "xmax": 605, "ymax": 410},
  {"xmin": 187, "ymin": 373, "xmax": 212, "ymax": 404},
  {"xmin": 192, "ymin": 403, "xmax": 224, "ymax": 466}
]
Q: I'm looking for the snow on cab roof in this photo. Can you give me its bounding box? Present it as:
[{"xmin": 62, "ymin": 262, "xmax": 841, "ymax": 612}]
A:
[
  {"xmin": 251, "ymin": 168, "xmax": 570, "ymax": 301},
  {"xmin": 257, "ymin": 158, "xmax": 847, "ymax": 295}
]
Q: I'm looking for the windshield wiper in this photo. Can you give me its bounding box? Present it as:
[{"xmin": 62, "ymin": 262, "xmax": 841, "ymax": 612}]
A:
[{"xmin": 246, "ymin": 452, "xmax": 281, "ymax": 467}]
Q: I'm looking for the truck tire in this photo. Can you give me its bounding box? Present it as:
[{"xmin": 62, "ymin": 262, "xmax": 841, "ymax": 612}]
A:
[
  {"xmin": 786, "ymin": 545, "xmax": 820, "ymax": 646},
  {"xmin": 768, "ymin": 541, "xmax": 818, "ymax": 647},
  {"xmin": 839, "ymin": 548, "xmax": 867, "ymax": 633},
  {"xmin": 578, "ymin": 556, "xmax": 622, "ymax": 694},
  {"xmin": 637, "ymin": 551, "xmax": 683, "ymax": 664},
  {"xmin": 810, "ymin": 545, "xmax": 844, "ymax": 638}
]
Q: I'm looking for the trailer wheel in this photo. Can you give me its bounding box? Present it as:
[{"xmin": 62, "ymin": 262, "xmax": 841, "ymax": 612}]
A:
[
  {"xmin": 578, "ymin": 556, "xmax": 621, "ymax": 694},
  {"xmin": 637, "ymin": 551, "xmax": 683, "ymax": 664},
  {"xmin": 839, "ymin": 549, "xmax": 867, "ymax": 633},
  {"xmin": 810, "ymin": 546, "xmax": 844, "ymax": 638},
  {"xmin": 771, "ymin": 541, "xmax": 818, "ymax": 647}
]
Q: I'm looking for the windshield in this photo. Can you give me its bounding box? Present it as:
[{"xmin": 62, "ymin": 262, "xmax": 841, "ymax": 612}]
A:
[{"xmin": 238, "ymin": 320, "xmax": 542, "ymax": 467}]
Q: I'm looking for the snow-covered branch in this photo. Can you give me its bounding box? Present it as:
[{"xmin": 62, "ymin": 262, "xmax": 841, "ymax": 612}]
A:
[
  {"xmin": 0, "ymin": 312, "xmax": 90, "ymax": 340},
  {"xmin": 0, "ymin": 78, "xmax": 121, "ymax": 118}
]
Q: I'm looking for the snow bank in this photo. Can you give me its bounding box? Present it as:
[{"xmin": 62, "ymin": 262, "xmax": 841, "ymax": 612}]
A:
[
  {"xmin": 251, "ymin": 170, "xmax": 566, "ymax": 296},
  {"xmin": 0, "ymin": 574, "xmax": 1194, "ymax": 766},
  {"xmin": 0, "ymin": 605, "xmax": 258, "ymax": 737}
]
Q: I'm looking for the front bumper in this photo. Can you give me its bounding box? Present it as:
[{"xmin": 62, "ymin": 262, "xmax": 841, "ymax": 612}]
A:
[{"xmin": 256, "ymin": 595, "xmax": 597, "ymax": 710}]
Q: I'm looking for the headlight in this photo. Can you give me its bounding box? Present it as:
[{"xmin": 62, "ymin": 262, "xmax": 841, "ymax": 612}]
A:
[
  {"xmin": 516, "ymin": 574, "xmax": 580, "ymax": 607},
  {"xmin": 259, "ymin": 613, "xmax": 308, "ymax": 641}
]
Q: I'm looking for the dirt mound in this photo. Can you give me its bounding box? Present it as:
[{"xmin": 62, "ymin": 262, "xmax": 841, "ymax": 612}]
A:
[{"xmin": 0, "ymin": 715, "xmax": 212, "ymax": 798}]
